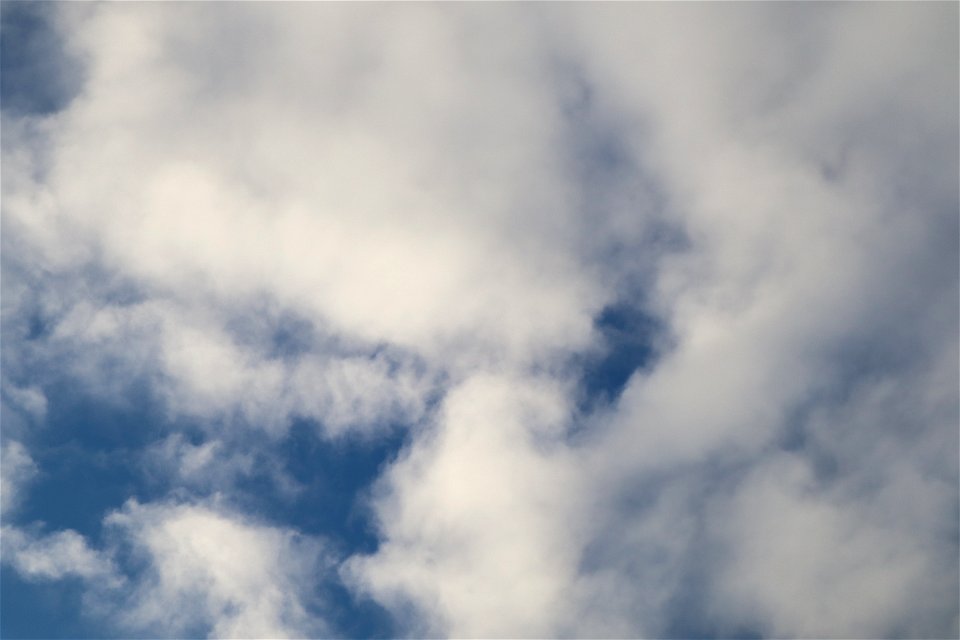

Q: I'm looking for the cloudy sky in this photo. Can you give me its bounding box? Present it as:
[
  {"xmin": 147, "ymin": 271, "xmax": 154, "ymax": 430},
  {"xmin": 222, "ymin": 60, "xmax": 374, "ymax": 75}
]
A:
[{"xmin": 1, "ymin": 3, "xmax": 957, "ymax": 638}]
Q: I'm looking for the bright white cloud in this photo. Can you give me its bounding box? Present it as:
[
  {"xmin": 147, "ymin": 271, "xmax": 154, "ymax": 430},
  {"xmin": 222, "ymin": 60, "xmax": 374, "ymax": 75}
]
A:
[
  {"xmin": 8, "ymin": 3, "xmax": 605, "ymax": 371},
  {"xmin": 28, "ymin": 296, "xmax": 436, "ymax": 437},
  {"xmin": 104, "ymin": 500, "xmax": 329, "ymax": 639},
  {"xmin": 2, "ymin": 500, "xmax": 332, "ymax": 639},
  {"xmin": 345, "ymin": 374, "xmax": 588, "ymax": 637}
]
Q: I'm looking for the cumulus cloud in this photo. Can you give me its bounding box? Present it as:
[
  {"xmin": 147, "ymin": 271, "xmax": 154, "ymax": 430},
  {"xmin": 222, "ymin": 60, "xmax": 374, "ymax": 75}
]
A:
[
  {"xmin": 104, "ymin": 500, "xmax": 330, "ymax": 639},
  {"xmin": 345, "ymin": 374, "xmax": 587, "ymax": 637},
  {"xmin": 3, "ymin": 501, "xmax": 331, "ymax": 638},
  {"xmin": 5, "ymin": 3, "xmax": 605, "ymax": 371},
  {"xmin": 349, "ymin": 4, "xmax": 958, "ymax": 637},
  {"xmin": 1, "ymin": 2, "xmax": 956, "ymax": 638}
]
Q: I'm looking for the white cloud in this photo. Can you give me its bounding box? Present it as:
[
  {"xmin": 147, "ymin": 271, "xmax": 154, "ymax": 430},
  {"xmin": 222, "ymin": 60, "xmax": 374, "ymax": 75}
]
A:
[
  {"xmin": 2, "ymin": 525, "xmax": 116, "ymax": 582},
  {"xmin": 104, "ymin": 500, "xmax": 329, "ymax": 639},
  {"xmin": 2, "ymin": 4, "xmax": 602, "ymax": 445},
  {"xmin": 2, "ymin": 499, "xmax": 332, "ymax": 639},
  {"xmin": 351, "ymin": 4, "xmax": 958, "ymax": 636},
  {"xmin": 7, "ymin": 3, "xmax": 605, "ymax": 372},
  {"xmin": 1, "ymin": 440, "xmax": 39, "ymax": 516},
  {"xmin": 0, "ymin": 383, "xmax": 49, "ymax": 444},
  {"xmin": 1, "ymin": 3, "xmax": 956, "ymax": 638},
  {"xmin": 345, "ymin": 374, "xmax": 588, "ymax": 637},
  {"xmin": 710, "ymin": 452, "xmax": 955, "ymax": 639},
  {"xmin": 555, "ymin": 4, "xmax": 958, "ymax": 636}
]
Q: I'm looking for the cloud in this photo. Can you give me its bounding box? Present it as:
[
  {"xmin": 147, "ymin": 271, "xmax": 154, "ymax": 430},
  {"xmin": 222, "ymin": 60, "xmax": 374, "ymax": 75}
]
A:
[
  {"xmin": 1, "ymin": 526, "xmax": 115, "ymax": 582},
  {"xmin": 3, "ymin": 500, "xmax": 332, "ymax": 639},
  {"xmin": 345, "ymin": 374, "xmax": 587, "ymax": 637},
  {"xmin": 2, "ymin": 2, "xmax": 609, "ymax": 444},
  {"xmin": 6, "ymin": 3, "xmax": 606, "ymax": 372},
  {"xmin": 1, "ymin": 440, "xmax": 38, "ymax": 516},
  {"xmin": 104, "ymin": 500, "xmax": 330, "ymax": 639},
  {"xmin": 1, "ymin": 3, "xmax": 956, "ymax": 638},
  {"xmin": 350, "ymin": 4, "xmax": 958, "ymax": 637},
  {"xmin": 555, "ymin": 4, "xmax": 957, "ymax": 636},
  {"xmin": 710, "ymin": 452, "xmax": 956, "ymax": 639},
  {"xmin": 141, "ymin": 435, "xmax": 255, "ymax": 494},
  {"xmin": 11, "ymin": 293, "xmax": 436, "ymax": 438}
]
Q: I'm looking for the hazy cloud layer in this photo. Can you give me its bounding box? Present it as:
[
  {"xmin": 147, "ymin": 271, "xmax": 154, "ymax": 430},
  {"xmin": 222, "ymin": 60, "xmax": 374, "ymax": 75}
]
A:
[{"xmin": 2, "ymin": 3, "xmax": 957, "ymax": 638}]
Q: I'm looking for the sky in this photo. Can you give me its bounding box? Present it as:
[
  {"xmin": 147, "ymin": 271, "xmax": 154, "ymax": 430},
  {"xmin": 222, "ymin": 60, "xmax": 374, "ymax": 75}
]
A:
[{"xmin": 0, "ymin": 3, "xmax": 958, "ymax": 639}]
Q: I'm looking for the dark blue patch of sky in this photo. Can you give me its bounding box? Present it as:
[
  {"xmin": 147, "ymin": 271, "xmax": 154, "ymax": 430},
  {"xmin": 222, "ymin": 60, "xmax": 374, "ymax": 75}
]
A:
[{"xmin": 1, "ymin": 2, "xmax": 82, "ymax": 117}]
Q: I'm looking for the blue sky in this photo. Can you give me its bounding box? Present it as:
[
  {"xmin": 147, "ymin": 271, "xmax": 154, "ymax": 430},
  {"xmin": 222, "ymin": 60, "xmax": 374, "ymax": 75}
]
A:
[{"xmin": 1, "ymin": 3, "xmax": 958, "ymax": 639}]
